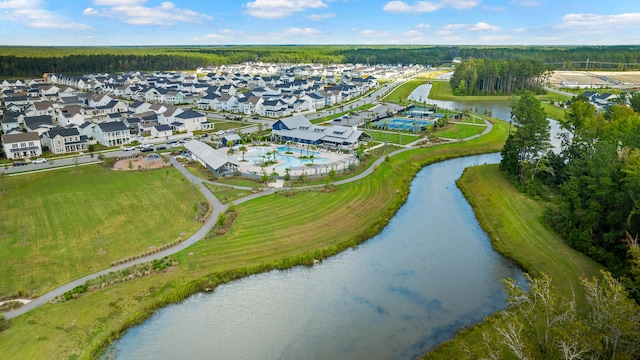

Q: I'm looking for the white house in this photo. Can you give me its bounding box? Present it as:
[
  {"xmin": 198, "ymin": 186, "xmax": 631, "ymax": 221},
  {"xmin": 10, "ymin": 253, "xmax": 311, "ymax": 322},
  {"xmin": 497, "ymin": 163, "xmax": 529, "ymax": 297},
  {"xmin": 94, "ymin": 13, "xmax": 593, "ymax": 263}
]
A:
[
  {"xmin": 173, "ymin": 109, "xmax": 207, "ymax": 132},
  {"xmin": 94, "ymin": 121, "xmax": 131, "ymax": 147},
  {"xmin": 1, "ymin": 132, "xmax": 43, "ymax": 159},
  {"xmin": 151, "ymin": 124, "xmax": 173, "ymax": 139},
  {"xmin": 42, "ymin": 127, "xmax": 89, "ymax": 154}
]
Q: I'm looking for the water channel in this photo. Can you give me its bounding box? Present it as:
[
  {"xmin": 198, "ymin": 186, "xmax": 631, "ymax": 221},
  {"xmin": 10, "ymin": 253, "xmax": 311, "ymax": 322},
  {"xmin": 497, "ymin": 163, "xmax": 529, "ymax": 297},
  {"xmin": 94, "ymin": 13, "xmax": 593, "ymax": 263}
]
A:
[{"xmin": 106, "ymin": 153, "xmax": 525, "ymax": 360}]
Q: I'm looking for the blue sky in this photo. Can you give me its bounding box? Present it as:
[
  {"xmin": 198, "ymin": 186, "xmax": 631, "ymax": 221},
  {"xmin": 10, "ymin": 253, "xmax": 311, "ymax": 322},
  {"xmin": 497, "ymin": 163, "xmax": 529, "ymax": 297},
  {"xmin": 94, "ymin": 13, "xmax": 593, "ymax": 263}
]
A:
[{"xmin": 1, "ymin": 0, "xmax": 639, "ymax": 46}]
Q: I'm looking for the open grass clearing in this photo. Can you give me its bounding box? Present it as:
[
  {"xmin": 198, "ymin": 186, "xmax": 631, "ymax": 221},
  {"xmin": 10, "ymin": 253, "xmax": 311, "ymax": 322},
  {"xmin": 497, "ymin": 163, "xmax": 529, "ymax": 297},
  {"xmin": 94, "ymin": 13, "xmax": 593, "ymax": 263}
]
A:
[
  {"xmin": 383, "ymin": 79, "xmax": 431, "ymax": 103},
  {"xmin": 433, "ymin": 123, "xmax": 486, "ymax": 139},
  {"xmin": 212, "ymin": 177, "xmax": 263, "ymax": 188},
  {"xmin": 209, "ymin": 120, "xmax": 246, "ymax": 131},
  {"xmin": 203, "ymin": 184, "xmax": 253, "ymax": 204},
  {"xmin": 423, "ymin": 164, "xmax": 602, "ymax": 359},
  {"xmin": 0, "ymin": 120, "xmax": 511, "ymax": 360},
  {"xmin": 364, "ymin": 129, "xmax": 422, "ymax": 145},
  {"xmin": 540, "ymin": 101, "xmax": 569, "ymax": 120},
  {"xmin": 310, "ymin": 103, "xmax": 376, "ymax": 124},
  {"xmin": 0, "ymin": 165, "xmax": 205, "ymax": 297}
]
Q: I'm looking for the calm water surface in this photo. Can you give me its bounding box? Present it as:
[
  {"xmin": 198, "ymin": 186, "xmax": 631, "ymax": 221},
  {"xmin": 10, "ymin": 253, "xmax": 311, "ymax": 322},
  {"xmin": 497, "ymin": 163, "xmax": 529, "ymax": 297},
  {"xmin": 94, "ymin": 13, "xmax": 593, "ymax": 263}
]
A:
[{"xmin": 107, "ymin": 153, "xmax": 525, "ymax": 360}]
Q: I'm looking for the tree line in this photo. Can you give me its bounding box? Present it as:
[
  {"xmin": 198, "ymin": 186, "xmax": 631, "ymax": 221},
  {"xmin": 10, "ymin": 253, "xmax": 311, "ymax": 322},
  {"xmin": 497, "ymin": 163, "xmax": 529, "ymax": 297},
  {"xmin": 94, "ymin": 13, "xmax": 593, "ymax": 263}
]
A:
[
  {"xmin": 500, "ymin": 91, "xmax": 640, "ymax": 303},
  {"xmin": 1, "ymin": 45, "xmax": 640, "ymax": 78},
  {"xmin": 450, "ymin": 58, "xmax": 550, "ymax": 96}
]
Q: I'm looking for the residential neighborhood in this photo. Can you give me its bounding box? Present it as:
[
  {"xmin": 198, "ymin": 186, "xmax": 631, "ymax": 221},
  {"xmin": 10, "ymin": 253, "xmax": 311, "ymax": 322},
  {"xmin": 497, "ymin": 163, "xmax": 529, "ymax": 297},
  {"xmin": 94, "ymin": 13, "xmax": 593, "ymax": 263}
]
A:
[{"xmin": 0, "ymin": 62, "xmax": 423, "ymax": 162}]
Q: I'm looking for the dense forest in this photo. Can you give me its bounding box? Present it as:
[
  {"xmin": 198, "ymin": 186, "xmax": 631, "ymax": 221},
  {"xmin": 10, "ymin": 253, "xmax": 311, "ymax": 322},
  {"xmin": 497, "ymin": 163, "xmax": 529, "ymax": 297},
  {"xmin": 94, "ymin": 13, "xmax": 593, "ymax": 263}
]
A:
[
  {"xmin": 1, "ymin": 45, "xmax": 640, "ymax": 77},
  {"xmin": 500, "ymin": 92, "xmax": 640, "ymax": 303},
  {"xmin": 449, "ymin": 58, "xmax": 550, "ymax": 96}
]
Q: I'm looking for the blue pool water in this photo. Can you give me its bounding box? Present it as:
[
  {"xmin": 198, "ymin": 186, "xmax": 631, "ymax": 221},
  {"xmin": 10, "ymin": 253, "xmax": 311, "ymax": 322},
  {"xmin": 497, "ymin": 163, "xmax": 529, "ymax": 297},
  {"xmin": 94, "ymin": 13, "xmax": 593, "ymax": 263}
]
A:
[{"xmin": 245, "ymin": 146, "xmax": 328, "ymax": 171}]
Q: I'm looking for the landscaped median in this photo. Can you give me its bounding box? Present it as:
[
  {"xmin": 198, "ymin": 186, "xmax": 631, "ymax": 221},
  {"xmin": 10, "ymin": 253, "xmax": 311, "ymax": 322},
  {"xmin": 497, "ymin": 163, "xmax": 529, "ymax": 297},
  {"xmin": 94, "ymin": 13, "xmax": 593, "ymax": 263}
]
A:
[{"xmin": 1, "ymin": 120, "xmax": 511, "ymax": 360}]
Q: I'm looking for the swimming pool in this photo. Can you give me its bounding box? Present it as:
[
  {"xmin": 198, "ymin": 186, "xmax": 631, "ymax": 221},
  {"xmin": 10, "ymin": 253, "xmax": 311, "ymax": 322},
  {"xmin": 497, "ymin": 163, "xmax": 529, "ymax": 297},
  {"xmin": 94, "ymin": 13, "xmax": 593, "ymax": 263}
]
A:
[{"xmin": 244, "ymin": 146, "xmax": 328, "ymax": 172}]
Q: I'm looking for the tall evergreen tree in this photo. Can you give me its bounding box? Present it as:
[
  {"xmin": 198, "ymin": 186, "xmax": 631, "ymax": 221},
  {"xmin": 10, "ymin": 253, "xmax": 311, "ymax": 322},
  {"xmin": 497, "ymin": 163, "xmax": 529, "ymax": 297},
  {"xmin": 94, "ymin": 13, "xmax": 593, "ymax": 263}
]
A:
[{"xmin": 500, "ymin": 91, "xmax": 550, "ymax": 186}]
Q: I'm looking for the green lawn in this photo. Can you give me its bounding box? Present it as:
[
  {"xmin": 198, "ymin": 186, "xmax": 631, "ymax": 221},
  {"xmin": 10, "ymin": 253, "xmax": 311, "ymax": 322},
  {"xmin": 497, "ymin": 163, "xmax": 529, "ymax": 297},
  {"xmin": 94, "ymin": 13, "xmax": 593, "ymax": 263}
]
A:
[
  {"xmin": 210, "ymin": 120, "xmax": 246, "ymax": 131},
  {"xmin": 364, "ymin": 129, "xmax": 422, "ymax": 145},
  {"xmin": 0, "ymin": 120, "xmax": 511, "ymax": 360},
  {"xmin": 0, "ymin": 165, "xmax": 205, "ymax": 297},
  {"xmin": 204, "ymin": 184, "xmax": 255, "ymax": 204},
  {"xmin": 383, "ymin": 79, "xmax": 431, "ymax": 103},
  {"xmin": 433, "ymin": 123, "xmax": 486, "ymax": 139},
  {"xmin": 540, "ymin": 102, "xmax": 569, "ymax": 120},
  {"xmin": 213, "ymin": 177, "xmax": 263, "ymax": 187},
  {"xmin": 424, "ymin": 164, "xmax": 602, "ymax": 359}
]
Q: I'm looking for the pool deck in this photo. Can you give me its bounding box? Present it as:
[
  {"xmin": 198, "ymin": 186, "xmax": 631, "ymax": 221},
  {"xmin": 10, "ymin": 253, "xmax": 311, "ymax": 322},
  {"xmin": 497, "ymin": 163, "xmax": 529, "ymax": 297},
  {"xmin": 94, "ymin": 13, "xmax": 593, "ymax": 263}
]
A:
[{"xmin": 216, "ymin": 144, "xmax": 356, "ymax": 177}]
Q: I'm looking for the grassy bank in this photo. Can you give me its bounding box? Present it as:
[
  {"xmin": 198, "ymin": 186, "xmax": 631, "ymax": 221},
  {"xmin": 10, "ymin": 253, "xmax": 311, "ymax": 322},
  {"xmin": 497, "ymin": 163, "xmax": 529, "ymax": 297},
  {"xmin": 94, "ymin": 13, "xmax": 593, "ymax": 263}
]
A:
[
  {"xmin": 0, "ymin": 165, "xmax": 204, "ymax": 297},
  {"xmin": 365, "ymin": 129, "xmax": 422, "ymax": 145},
  {"xmin": 423, "ymin": 164, "xmax": 602, "ymax": 359},
  {"xmin": 0, "ymin": 120, "xmax": 510, "ymax": 360},
  {"xmin": 434, "ymin": 123, "xmax": 486, "ymax": 139},
  {"xmin": 429, "ymin": 80, "xmax": 569, "ymax": 103}
]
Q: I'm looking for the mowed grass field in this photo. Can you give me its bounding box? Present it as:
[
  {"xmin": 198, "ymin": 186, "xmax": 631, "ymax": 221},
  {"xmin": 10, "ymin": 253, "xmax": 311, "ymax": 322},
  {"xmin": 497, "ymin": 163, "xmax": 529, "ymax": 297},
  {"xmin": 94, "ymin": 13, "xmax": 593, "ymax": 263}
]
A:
[
  {"xmin": 365, "ymin": 129, "xmax": 422, "ymax": 145},
  {"xmin": 0, "ymin": 120, "xmax": 511, "ymax": 360},
  {"xmin": 0, "ymin": 165, "xmax": 205, "ymax": 297},
  {"xmin": 423, "ymin": 164, "xmax": 602, "ymax": 359},
  {"xmin": 434, "ymin": 123, "xmax": 486, "ymax": 139}
]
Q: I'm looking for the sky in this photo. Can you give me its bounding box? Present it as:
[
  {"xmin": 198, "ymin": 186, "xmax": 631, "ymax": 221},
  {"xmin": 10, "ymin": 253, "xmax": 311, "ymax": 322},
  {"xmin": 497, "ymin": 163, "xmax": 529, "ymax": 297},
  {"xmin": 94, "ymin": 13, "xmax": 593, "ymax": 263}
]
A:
[{"xmin": 1, "ymin": 0, "xmax": 639, "ymax": 46}]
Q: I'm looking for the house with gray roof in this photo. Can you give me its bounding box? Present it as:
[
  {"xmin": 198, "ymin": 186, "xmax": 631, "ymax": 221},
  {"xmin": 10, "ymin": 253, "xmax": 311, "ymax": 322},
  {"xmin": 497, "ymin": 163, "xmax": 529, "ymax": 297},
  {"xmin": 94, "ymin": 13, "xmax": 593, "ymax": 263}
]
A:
[
  {"xmin": 1, "ymin": 132, "xmax": 43, "ymax": 159},
  {"xmin": 272, "ymin": 115, "xmax": 364, "ymax": 149},
  {"xmin": 94, "ymin": 121, "xmax": 131, "ymax": 147},
  {"xmin": 42, "ymin": 127, "xmax": 89, "ymax": 154},
  {"xmin": 23, "ymin": 115, "xmax": 54, "ymax": 135},
  {"xmin": 184, "ymin": 140, "xmax": 239, "ymax": 174}
]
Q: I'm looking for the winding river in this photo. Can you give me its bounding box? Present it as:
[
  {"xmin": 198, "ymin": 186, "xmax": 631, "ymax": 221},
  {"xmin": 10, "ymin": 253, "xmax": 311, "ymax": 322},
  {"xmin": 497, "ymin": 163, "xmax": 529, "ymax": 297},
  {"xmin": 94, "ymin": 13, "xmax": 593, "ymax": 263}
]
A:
[{"xmin": 105, "ymin": 153, "xmax": 525, "ymax": 360}]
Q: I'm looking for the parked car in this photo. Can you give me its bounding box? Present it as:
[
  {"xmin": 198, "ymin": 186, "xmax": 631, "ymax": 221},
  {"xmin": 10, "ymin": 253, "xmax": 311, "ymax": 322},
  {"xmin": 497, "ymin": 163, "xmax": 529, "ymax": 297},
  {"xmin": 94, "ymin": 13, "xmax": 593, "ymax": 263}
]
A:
[
  {"xmin": 32, "ymin": 158, "xmax": 47, "ymax": 164},
  {"xmin": 140, "ymin": 147, "xmax": 153, "ymax": 152},
  {"xmin": 121, "ymin": 146, "xmax": 136, "ymax": 151},
  {"xmin": 12, "ymin": 160, "xmax": 28, "ymax": 166},
  {"xmin": 155, "ymin": 145, "xmax": 167, "ymax": 150}
]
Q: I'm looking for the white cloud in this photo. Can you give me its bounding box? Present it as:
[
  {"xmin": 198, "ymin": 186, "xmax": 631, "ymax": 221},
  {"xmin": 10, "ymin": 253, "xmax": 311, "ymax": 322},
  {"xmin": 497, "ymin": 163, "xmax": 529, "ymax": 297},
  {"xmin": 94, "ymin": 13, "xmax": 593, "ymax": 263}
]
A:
[
  {"xmin": 437, "ymin": 21, "xmax": 501, "ymax": 35},
  {"xmin": 470, "ymin": 22, "xmax": 501, "ymax": 32},
  {"xmin": 383, "ymin": 1, "xmax": 442, "ymax": 13},
  {"xmin": 282, "ymin": 27, "xmax": 322, "ymax": 36},
  {"xmin": 307, "ymin": 12, "xmax": 335, "ymax": 21},
  {"xmin": 191, "ymin": 30, "xmax": 239, "ymax": 44},
  {"xmin": 442, "ymin": 0, "xmax": 481, "ymax": 10},
  {"xmin": 84, "ymin": 0, "xmax": 213, "ymax": 26},
  {"xmin": 416, "ymin": 22, "xmax": 430, "ymax": 29},
  {"xmin": 358, "ymin": 29, "xmax": 393, "ymax": 38},
  {"xmin": 0, "ymin": 0, "xmax": 91, "ymax": 30},
  {"xmin": 245, "ymin": 0, "xmax": 328, "ymax": 19},
  {"xmin": 383, "ymin": 0, "xmax": 479, "ymax": 13},
  {"xmin": 558, "ymin": 12, "xmax": 640, "ymax": 30}
]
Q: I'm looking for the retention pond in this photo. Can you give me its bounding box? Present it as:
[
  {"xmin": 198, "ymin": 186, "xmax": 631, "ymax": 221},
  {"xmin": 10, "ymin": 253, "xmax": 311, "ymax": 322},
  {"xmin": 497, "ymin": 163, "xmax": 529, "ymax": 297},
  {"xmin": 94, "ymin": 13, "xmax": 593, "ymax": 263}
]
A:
[{"xmin": 105, "ymin": 153, "xmax": 525, "ymax": 360}]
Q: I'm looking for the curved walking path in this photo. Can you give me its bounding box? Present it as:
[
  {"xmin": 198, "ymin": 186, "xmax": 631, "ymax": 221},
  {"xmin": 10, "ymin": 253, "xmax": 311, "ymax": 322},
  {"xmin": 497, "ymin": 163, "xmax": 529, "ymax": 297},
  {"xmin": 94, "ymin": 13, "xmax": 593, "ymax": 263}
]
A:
[{"xmin": 3, "ymin": 117, "xmax": 492, "ymax": 320}]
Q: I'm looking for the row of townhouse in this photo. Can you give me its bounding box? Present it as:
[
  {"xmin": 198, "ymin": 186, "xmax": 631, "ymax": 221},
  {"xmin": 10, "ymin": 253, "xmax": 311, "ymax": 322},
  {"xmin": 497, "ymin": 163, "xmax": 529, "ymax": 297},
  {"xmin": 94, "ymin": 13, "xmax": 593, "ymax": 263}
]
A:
[
  {"xmin": 1, "ymin": 81, "xmax": 150, "ymax": 159},
  {"xmin": 197, "ymin": 62, "xmax": 424, "ymax": 79},
  {"xmin": 46, "ymin": 64, "xmax": 382, "ymax": 115}
]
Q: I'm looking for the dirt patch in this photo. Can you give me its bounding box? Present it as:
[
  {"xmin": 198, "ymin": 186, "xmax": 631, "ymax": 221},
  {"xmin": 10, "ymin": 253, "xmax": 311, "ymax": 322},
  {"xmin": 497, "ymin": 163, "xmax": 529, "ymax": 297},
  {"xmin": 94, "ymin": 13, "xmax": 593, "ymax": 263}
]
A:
[
  {"xmin": 112, "ymin": 155, "xmax": 171, "ymax": 171},
  {"xmin": 548, "ymin": 70, "xmax": 640, "ymax": 89}
]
